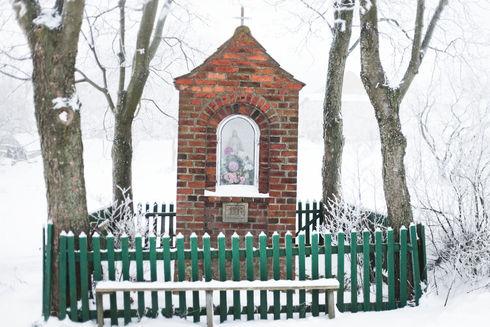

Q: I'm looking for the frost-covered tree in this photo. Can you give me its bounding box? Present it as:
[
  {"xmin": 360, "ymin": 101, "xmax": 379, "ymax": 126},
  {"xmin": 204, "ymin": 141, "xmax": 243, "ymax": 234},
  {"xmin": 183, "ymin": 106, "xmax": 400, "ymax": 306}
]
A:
[
  {"xmin": 322, "ymin": 0, "xmax": 356, "ymax": 211},
  {"xmin": 76, "ymin": 0, "xmax": 174, "ymax": 214},
  {"xmin": 359, "ymin": 0, "xmax": 448, "ymax": 231},
  {"xmin": 12, "ymin": 0, "xmax": 89, "ymax": 313}
]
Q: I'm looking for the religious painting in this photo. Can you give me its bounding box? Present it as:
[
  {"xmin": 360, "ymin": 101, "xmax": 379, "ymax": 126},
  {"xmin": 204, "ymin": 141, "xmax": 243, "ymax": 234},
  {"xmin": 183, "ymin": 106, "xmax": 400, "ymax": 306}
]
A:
[{"xmin": 217, "ymin": 115, "xmax": 259, "ymax": 187}]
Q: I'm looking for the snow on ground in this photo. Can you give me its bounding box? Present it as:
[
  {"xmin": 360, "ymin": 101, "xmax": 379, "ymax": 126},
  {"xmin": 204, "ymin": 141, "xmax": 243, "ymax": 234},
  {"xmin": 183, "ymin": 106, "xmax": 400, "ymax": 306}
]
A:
[{"xmin": 0, "ymin": 136, "xmax": 488, "ymax": 326}]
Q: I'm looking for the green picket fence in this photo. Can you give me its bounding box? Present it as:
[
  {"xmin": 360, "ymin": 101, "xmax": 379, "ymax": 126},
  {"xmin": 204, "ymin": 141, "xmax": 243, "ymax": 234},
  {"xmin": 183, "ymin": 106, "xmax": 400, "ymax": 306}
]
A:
[{"xmin": 42, "ymin": 224, "xmax": 427, "ymax": 324}]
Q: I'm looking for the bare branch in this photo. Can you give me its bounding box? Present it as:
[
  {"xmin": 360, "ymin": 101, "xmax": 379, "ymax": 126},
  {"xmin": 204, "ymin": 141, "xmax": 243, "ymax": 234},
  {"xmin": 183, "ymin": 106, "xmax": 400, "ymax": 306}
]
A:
[
  {"xmin": 75, "ymin": 68, "xmax": 115, "ymax": 111},
  {"xmin": 398, "ymin": 0, "xmax": 448, "ymax": 100},
  {"xmin": 141, "ymin": 98, "xmax": 177, "ymax": 122},
  {"xmin": 148, "ymin": 0, "xmax": 173, "ymax": 61}
]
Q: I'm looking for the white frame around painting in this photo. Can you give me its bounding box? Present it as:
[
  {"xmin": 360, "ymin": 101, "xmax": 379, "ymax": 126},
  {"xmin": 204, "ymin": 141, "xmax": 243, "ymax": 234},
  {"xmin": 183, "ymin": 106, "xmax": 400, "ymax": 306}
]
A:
[{"xmin": 216, "ymin": 114, "xmax": 260, "ymax": 192}]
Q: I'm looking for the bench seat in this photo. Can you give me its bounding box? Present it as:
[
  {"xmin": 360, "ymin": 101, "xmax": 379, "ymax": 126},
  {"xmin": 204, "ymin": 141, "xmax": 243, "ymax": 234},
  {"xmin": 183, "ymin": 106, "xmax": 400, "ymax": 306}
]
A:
[{"xmin": 95, "ymin": 278, "xmax": 339, "ymax": 326}]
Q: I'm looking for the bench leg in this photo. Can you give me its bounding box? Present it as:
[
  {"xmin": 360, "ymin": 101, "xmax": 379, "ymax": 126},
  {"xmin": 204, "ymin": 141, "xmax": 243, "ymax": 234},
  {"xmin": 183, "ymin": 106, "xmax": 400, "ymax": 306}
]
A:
[
  {"xmin": 206, "ymin": 290, "xmax": 214, "ymax": 327},
  {"xmin": 96, "ymin": 293, "xmax": 104, "ymax": 327},
  {"xmin": 327, "ymin": 291, "xmax": 335, "ymax": 319}
]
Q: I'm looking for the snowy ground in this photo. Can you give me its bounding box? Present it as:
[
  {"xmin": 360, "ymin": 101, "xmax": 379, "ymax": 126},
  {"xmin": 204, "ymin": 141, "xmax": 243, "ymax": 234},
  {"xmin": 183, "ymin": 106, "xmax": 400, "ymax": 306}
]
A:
[{"xmin": 0, "ymin": 137, "xmax": 488, "ymax": 326}]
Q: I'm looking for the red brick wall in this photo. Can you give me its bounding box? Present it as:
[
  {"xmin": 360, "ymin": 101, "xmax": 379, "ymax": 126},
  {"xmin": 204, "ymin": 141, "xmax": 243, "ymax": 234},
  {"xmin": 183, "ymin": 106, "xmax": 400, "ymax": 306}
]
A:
[{"xmin": 174, "ymin": 26, "xmax": 304, "ymax": 244}]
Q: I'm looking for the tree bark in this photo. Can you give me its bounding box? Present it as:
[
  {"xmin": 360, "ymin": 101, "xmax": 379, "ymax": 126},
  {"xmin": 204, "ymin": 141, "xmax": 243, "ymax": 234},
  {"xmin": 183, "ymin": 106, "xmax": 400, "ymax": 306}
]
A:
[
  {"xmin": 322, "ymin": 0, "xmax": 355, "ymax": 209},
  {"xmin": 112, "ymin": 113, "xmax": 134, "ymax": 207},
  {"xmin": 13, "ymin": 0, "xmax": 89, "ymax": 314},
  {"xmin": 373, "ymin": 98, "xmax": 413, "ymax": 232}
]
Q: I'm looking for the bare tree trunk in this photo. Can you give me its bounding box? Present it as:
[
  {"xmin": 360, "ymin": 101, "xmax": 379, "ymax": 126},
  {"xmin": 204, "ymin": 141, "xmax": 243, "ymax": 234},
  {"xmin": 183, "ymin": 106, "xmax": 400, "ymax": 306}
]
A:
[
  {"xmin": 322, "ymin": 0, "xmax": 355, "ymax": 208},
  {"xmin": 112, "ymin": 114, "xmax": 134, "ymax": 207},
  {"xmin": 374, "ymin": 100, "xmax": 412, "ymax": 232},
  {"xmin": 13, "ymin": 0, "xmax": 89, "ymax": 314},
  {"xmin": 359, "ymin": 0, "xmax": 447, "ymax": 231}
]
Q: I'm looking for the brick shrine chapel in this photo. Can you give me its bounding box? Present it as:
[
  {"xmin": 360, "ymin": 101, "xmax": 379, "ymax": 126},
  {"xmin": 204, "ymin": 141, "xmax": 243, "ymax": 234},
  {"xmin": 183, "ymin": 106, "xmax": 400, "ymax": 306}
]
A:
[{"xmin": 174, "ymin": 24, "xmax": 304, "ymax": 243}]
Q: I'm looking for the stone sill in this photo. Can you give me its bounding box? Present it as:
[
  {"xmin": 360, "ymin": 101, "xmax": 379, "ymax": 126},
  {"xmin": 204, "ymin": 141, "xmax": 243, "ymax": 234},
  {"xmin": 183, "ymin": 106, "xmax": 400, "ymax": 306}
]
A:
[{"xmin": 203, "ymin": 186, "xmax": 270, "ymax": 199}]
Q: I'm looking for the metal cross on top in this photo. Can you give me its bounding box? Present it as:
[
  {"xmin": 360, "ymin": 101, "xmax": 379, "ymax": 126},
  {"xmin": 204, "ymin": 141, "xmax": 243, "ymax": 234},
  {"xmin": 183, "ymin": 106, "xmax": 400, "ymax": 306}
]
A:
[{"xmin": 234, "ymin": 6, "xmax": 250, "ymax": 26}]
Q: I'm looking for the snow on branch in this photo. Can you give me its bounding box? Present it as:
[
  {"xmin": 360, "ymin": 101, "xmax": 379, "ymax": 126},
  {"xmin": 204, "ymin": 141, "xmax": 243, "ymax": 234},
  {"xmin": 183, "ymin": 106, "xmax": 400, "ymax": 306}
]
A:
[{"xmin": 33, "ymin": 8, "xmax": 62, "ymax": 30}]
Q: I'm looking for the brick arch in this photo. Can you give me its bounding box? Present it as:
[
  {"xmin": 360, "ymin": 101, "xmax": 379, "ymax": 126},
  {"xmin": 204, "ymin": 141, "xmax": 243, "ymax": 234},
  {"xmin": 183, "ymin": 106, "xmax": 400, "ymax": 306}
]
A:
[
  {"xmin": 198, "ymin": 93, "xmax": 279, "ymax": 126},
  {"xmin": 205, "ymin": 103, "xmax": 270, "ymax": 194}
]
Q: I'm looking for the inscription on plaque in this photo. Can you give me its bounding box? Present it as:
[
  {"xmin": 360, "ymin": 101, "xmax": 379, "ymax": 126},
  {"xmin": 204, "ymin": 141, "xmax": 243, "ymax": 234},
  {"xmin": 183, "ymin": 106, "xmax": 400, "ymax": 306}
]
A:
[{"xmin": 222, "ymin": 203, "xmax": 248, "ymax": 223}]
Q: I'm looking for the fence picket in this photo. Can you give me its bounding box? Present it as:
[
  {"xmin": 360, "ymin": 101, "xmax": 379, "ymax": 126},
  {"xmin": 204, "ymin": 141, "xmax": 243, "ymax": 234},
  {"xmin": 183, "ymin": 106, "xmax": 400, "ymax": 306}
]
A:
[
  {"xmin": 135, "ymin": 235, "xmax": 145, "ymax": 318},
  {"xmin": 218, "ymin": 233, "xmax": 227, "ymax": 322},
  {"xmin": 399, "ymin": 227, "xmax": 408, "ymax": 307},
  {"xmin": 362, "ymin": 229, "xmax": 370, "ymax": 311},
  {"xmin": 92, "ymin": 232, "xmax": 101, "ymax": 281},
  {"xmin": 410, "ymin": 224, "xmax": 422, "ymax": 305},
  {"xmin": 305, "ymin": 202, "xmax": 311, "ymax": 244},
  {"xmin": 374, "ymin": 230, "xmax": 383, "ymax": 311},
  {"xmin": 272, "ymin": 232, "xmax": 281, "ymax": 320},
  {"xmin": 107, "ymin": 234, "xmax": 118, "ymax": 325},
  {"xmin": 324, "ymin": 232, "xmax": 332, "ymax": 315},
  {"xmin": 121, "ymin": 235, "xmax": 131, "ymax": 324},
  {"xmin": 350, "ymin": 230, "xmax": 358, "ymax": 313},
  {"xmin": 298, "ymin": 232, "xmax": 306, "ymax": 318},
  {"xmin": 311, "ymin": 231, "xmax": 319, "ymax": 316},
  {"xmin": 67, "ymin": 232, "xmax": 77, "ymax": 321},
  {"xmin": 149, "ymin": 234, "xmax": 158, "ymax": 317},
  {"xmin": 162, "ymin": 235, "xmax": 172, "ymax": 317},
  {"xmin": 337, "ymin": 231, "xmax": 345, "ymax": 312},
  {"xmin": 259, "ymin": 232, "xmax": 268, "ymax": 319},
  {"xmin": 232, "ymin": 233, "xmax": 241, "ymax": 320},
  {"xmin": 203, "ymin": 234, "xmax": 212, "ymax": 282},
  {"xmin": 79, "ymin": 233, "xmax": 89, "ymax": 321},
  {"xmin": 42, "ymin": 224, "xmax": 53, "ymax": 321},
  {"xmin": 387, "ymin": 228, "xmax": 395, "ymax": 310},
  {"xmin": 245, "ymin": 233, "xmax": 254, "ymax": 321},
  {"xmin": 285, "ymin": 232, "xmax": 293, "ymax": 319},
  {"xmin": 190, "ymin": 233, "xmax": 200, "ymax": 322},
  {"xmin": 58, "ymin": 232, "xmax": 67, "ymax": 320},
  {"xmin": 417, "ymin": 224, "xmax": 428, "ymax": 284},
  {"xmin": 176, "ymin": 234, "xmax": 186, "ymax": 317}
]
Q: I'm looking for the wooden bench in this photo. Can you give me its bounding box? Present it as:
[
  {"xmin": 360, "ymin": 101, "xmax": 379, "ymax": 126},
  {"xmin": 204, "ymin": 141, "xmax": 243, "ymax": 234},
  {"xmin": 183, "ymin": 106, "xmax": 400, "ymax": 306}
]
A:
[{"xmin": 95, "ymin": 279, "xmax": 339, "ymax": 326}]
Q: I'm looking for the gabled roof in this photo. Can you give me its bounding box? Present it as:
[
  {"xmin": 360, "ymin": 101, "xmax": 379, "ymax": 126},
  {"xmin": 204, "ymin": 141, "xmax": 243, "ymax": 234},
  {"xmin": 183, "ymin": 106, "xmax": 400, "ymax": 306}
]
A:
[{"xmin": 174, "ymin": 25, "xmax": 305, "ymax": 87}]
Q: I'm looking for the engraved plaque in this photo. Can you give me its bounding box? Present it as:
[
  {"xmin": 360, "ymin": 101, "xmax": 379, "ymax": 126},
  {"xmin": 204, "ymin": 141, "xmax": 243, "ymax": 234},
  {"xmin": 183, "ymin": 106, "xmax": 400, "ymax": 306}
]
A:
[{"xmin": 222, "ymin": 203, "xmax": 248, "ymax": 223}]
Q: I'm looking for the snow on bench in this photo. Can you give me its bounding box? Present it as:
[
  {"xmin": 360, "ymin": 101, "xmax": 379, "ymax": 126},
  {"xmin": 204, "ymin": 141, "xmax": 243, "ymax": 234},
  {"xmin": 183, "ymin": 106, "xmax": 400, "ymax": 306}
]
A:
[{"xmin": 95, "ymin": 278, "xmax": 339, "ymax": 326}]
